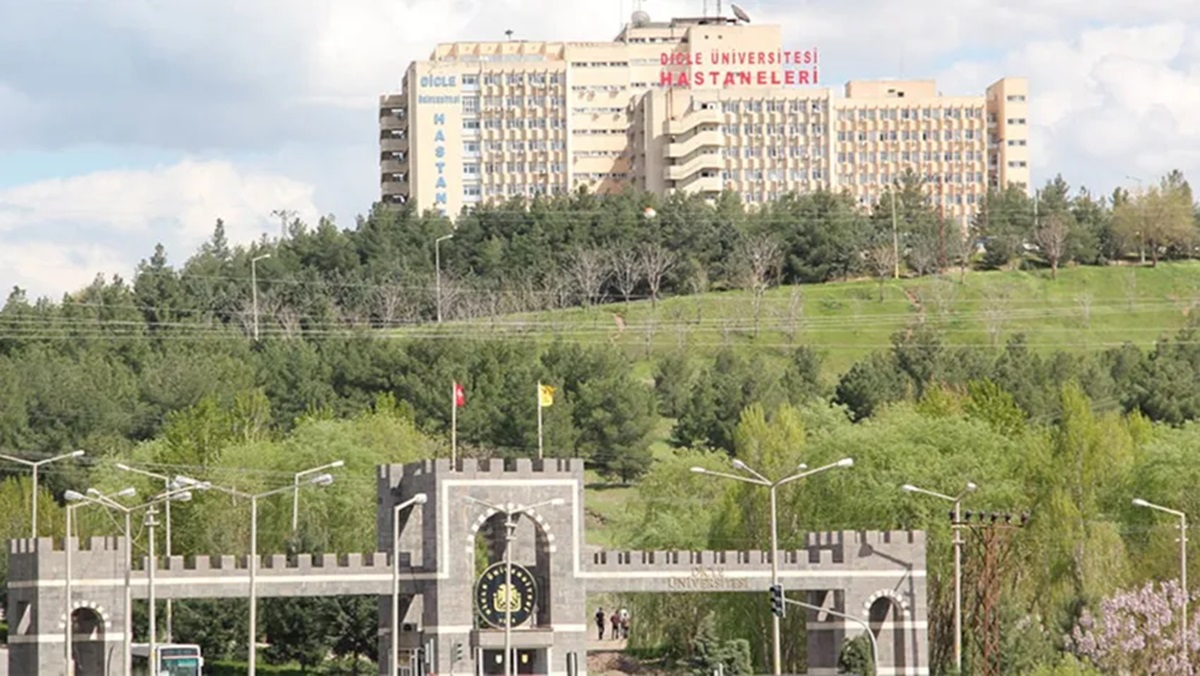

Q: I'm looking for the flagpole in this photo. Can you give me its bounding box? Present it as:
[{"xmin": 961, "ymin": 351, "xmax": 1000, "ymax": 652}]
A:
[
  {"xmin": 537, "ymin": 380, "xmax": 544, "ymax": 460},
  {"xmin": 451, "ymin": 380, "xmax": 458, "ymax": 469}
]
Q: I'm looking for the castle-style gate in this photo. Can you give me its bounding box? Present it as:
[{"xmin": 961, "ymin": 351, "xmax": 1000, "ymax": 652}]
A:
[{"xmin": 7, "ymin": 458, "xmax": 927, "ymax": 675}]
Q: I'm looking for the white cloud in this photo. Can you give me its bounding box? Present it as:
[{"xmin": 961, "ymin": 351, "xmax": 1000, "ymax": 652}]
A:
[
  {"xmin": 0, "ymin": 160, "xmax": 319, "ymax": 298},
  {"xmin": 2, "ymin": 0, "xmax": 1200, "ymax": 300}
]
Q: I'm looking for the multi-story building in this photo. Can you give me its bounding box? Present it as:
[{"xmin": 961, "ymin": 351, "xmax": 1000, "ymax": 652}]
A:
[{"xmin": 379, "ymin": 10, "xmax": 1029, "ymax": 228}]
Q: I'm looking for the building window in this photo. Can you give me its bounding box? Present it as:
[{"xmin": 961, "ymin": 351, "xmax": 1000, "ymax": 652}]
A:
[
  {"xmin": 1006, "ymin": 94, "xmax": 1026, "ymax": 102},
  {"xmin": 464, "ymin": 163, "xmax": 480, "ymax": 175},
  {"xmin": 1006, "ymin": 118, "xmax": 1027, "ymax": 125}
]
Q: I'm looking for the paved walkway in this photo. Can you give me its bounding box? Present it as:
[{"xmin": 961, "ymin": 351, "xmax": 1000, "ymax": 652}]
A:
[{"xmin": 587, "ymin": 636, "xmax": 629, "ymax": 651}]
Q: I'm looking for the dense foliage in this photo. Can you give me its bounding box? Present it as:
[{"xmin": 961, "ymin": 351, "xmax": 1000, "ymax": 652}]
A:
[{"xmin": 2, "ymin": 171, "xmax": 1200, "ymax": 672}]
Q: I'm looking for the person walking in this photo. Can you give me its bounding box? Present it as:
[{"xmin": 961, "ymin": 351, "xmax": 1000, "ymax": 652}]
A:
[
  {"xmin": 595, "ymin": 607, "xmax": 606, "ymax": 640},
  {"xmin": 610, "ymin": 610, "xmax": 620, "ymax": 640},
  {"xmin": 618, "ymin": 607, "xmax": 630, "ymax": 639}
]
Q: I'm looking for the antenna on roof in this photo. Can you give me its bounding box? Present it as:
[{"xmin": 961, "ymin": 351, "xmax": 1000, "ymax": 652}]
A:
[
  {"xmin": 505, "ymin": 29, "xmax": 514, "ymax": 41},
  {"xmin": 730, "ymin": 2, "xmax": 751, "ymax": 22}
]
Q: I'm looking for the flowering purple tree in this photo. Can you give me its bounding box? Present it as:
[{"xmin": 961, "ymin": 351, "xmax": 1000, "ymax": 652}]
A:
[{"xmin": 1070, "ymin": 579, "xmax": 1199, "ymax": 674}]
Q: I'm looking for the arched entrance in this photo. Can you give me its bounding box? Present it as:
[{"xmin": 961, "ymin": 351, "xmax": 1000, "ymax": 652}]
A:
[
  {"xmin": 868, "ymin": 595, "xmax": 908, "ymax": 667},
  {"xmin": 70, "ymin": 607, "xmax": 106, "ymax": 676}
]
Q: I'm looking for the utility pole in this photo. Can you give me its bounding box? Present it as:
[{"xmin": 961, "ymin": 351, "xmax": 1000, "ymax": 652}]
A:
[
  {"xmin": 962, "ymin": 510, "xmax": 1029, "ymax": 676},
  {"xmin": 251, "ymin": 254, "xmax": 271, "ymax": 341},
  {"xmin": 271, "ymin": 209, "xmax": 296, "ymax": 241},
  {"xmin": 890, "ymin": 188, "xmax": 901, "ymax": 279}
]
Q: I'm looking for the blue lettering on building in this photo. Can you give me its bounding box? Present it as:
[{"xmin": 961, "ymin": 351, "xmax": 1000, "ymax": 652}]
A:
[
  {"xmin": 433, "ymin": 112, "xmax": 447, "ymax": 207},
  {"xmin": 421, "ymin": 75, "xmax": 457, "ymax": 88}
]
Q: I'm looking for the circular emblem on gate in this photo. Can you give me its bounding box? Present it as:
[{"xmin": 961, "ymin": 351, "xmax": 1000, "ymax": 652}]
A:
[{"xmin": 475, "ymin": 562, "xmax": 537, "ymax": 628}]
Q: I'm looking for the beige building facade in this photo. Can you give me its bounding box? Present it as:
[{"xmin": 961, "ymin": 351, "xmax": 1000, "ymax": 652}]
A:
[{"xmin": 379, "ymin": 12, "xmax": 1030, "ymax": 227}]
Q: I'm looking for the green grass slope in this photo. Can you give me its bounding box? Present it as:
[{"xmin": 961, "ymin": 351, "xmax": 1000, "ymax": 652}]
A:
[{"xmin": 403, "ymin": 262, "xmax": 1200, "ymax": 377}]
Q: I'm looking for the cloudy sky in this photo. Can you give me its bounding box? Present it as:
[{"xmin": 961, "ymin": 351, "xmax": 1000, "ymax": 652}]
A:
[{"xmin": 1, "ymin": 0, "xmax": 1198, "ymax": 299}]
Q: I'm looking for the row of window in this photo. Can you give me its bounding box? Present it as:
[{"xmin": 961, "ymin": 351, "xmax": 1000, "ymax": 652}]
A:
[
  {"xmin": 836, "ymin": 150, "xmax": 985, "ymax": 163},
  {"xmin": 720, "ymin": 146, "xmax": 828, "ymax": 158},
  {"xmin": 720, "ymin": 100, "xmax": 827, "ymax": 113},
  {"xmin": 461, "ymin": 72, "xmax": 565, "ymax": 86},
  {"xmin": 462, "ymin": 118, "xmax": 566, "ymax": 130},
  {"xmin": 724, "ymin": 169, "xmax": 828, "ymax": 181},
  {"xmin": 837, "ymin": 107, "xmax": 983, "ymax": 121},
  {"xmin": 463, "ymin": 162, "xmax": 567, "ymax": 175},
  {"xmin": 569, "ymin": 61, "xmax": 630, "ymax": 68},
  {"xmin": 839, "ymin": 172, "xmax": 985, "ymax": 186},
  {"xmin": 463, "ymin": 140, "xmax": 568, "ymax": 153},
  {"xmin": 837, "ymin": 129, "xmax": 983, "ymax": 143}
]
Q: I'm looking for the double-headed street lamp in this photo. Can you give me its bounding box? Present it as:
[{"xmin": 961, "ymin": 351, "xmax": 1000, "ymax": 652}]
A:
[
  {"xmin": 65, "ymin": 482, "xmax": 204, "ymax": 676},
  {"xmin": 292, "ymin": 460, "xmax": 345, "ymax": 532},
  {"xmin": 391, "ymin": 493, "xmax": 428, "ymax": 676},
  {"xmin": 177, "ymin": 469, "xmax": 336, "ymax": 676},
  {"xmin": 1133, "ymin": 497, "xmax": 1188, "ymax": 661},
  {"xmin": 63, "ymin": 487, "xmax": 136, "ymax": 676},
  {"xmin": 902, "ymin": 481, "xmax": 976, "ymax": 673},
  {"xmin": 464, "ymin": 496, "xmax": 566, "ymax": 676},
  {"xmin": 116, "ymin": 462, "xmax": 184, "ymax": 641},
  {"xmin": 0, "ymin": 449, "xmax": 86, "ymax": 537},
  {"xmin": 691, "ymin": 457, "xmax": 855, "ymax": 676}
]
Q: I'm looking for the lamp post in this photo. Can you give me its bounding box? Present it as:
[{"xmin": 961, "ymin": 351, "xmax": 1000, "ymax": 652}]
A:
[
  {"xmin": 391, "ymin": 493, "xmax": 428, "ymax": 676},
  {"xmin": 785, "ymin": 596, "xmax": 878, "ymax": 675},
  {"xmin": 1133, "ymin": 497, "xmax": 1188, "ymax": 661},
  {"xmin": 435, "ymin": 234, "xmax": 453, "ymax": 323},
  {"xmin": 690, "ymin": 457, "xmax": 854, "ymax": 676},
  {"xmin": 902, "ymin": 481, "xmax": 976, "ymax": 673},
  {"xmin": 62, "ymin": 490, "xmax": 135, "ymax": 676},
  {"xmin": 0, "ymin": 449, "xmax": 86, "ymax": 537},
  {"xmin": 291, "ymin": 460, "xmax": 345, "ymax": 532},
  {"xmin": 178, "ymin": 469, "xmax": 336, "ymax": 676},
  {"xmin": 251, "ymin": 253, "xmax": 271, "ymax": 341},
  {"xmin": 116, "ymin": 463, "xmax": 181, "ymax": 641},
  {"xmin": 464, "ymin": 496, "xmax": 566, "ymax": 676},
  {"xmin": 68, "ymin": 483, "xmax": 199, "ymax": 676}
]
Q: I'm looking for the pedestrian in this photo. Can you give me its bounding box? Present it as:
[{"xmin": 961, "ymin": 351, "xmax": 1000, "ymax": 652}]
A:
[
  {"xmin": 595, "ymin": 607, "xmax": 605, "ymax": 640},
  {"xmin": 611, "ymin": 610, "xmax": 620, "ymax": 640},
  {"xmin": 619, "ymin": 607, "xmax": 630, "ymax": 639}
]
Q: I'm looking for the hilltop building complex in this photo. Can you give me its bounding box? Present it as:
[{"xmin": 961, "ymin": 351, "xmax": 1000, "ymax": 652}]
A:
[{"xmin": 379, "ymin": 10, "xmax": 1029, "ymax": 230}]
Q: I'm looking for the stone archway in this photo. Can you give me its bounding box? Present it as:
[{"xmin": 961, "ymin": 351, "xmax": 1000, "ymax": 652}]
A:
[{"xmin": 70, "ymin": 607, "xmax": 107, "ymax": 676}]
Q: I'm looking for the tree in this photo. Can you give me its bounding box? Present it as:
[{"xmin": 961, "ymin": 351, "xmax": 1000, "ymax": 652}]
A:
[
  {"xmin": 637, "ymin": 241, "xmax": 677, "ymax": 307},
  {"xmin": 734, "ymin": 233, "xmax": 783, "ymax": 337},
  {"xmin": 609, "ymin": 246, "xmax": 642, "ymax": 305},
  {"xmin": 1070, "ymin": 580, "xmax": 1196, "ymax": 675},
  {"xmin": 867, "ymin": 244, "xmax": 897, "ymax": 302},
  {"xmin": 567, "ymin": 247, "xmax": 609, "ymax": 306},
  {"xmin": 1112, "ymin": 174, "xmax": 1196, "ymax": 266},
  {"xmin": 1034, "ymin": 212, "xmax": 1071, "ymax": 279}
]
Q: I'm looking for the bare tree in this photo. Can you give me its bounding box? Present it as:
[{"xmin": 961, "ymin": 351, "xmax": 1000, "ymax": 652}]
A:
[
  {"xmin": 735, "ymin": 233, "xmax": 784, "ymax": 337},
  {"xmin": 567, "ymin": 247, "xmax": 610, "ymax": 307},
  {"xmin": 1034, "ymin": 213, "xmax": 1071, "ymax": 279},
  {"xmin": 982, "ymin": 286, "xmax": 1009, "ymax": 347},
  {"xmin": 779, "ymin": 287, "xmax": 805, "ymax": 344},
  {"xmin": 927, "ymin": 277, "xmax": 957, "ymax": 321},
  {"xmin": 609, "ymin": 247, "xmax": 642, "ymax": 306},
  {"xmin": 868, "ymin": 244, "xmax": 898, "ymax": 302},
  {"xmin": 637, "ymin": 242, "xmax": 677, "ymax": 307},
  {"xmin": 1076, "ymin": 292, "xmax": 1093, "ymax": 328}
]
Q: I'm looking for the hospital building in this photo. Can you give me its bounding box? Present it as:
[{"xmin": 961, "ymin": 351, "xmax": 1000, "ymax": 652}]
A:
[{"xmin": 378, "ymin": 9, "xmax": 1030, "ymax": 228}]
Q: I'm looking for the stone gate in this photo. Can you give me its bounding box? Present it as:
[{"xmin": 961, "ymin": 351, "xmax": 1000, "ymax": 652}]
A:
[{"xmin": 7, "ymin": 458, "xmax": 928, "ymax": 675}]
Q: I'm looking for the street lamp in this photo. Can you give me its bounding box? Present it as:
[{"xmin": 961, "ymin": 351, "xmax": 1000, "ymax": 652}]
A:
[
  {"xmin": 67, "ymin": 483, "xmax": 200, "ymax": 676},
  {"xmin": 115, "ymin": 463, "xmax": 182, "ymax": 641},
  {"xmin": 391, "ymin": 493, "xmax": 428, "ymax": 676},
  {"xmin": 251, "ymin": 253, "xmax": 271, "ymax": 341},
  {"xmin": 785, "ymin": 596, "xmax": 878, "ymax": 675},
  {"xmin": 178, "ymin": 469, "xmax": 336, "ymax": 676},
  {"xmin": 690, "ymin": 457, "xmax": 855, "ymax": 675},
  {"xmin": 435, "ymin": 233, "xmax": 453, "ymax": 324},
  {"xmin": 464, "ymin": 496, "xmax": 566, "ymax": 676},
  {"xmin": 902, "ymin": 481, "xmax": 976, "ymax": 673},
  {"xmin": 1133, "ymin": 497, "xmax": 1188, "ymax": 661},
  {"xmin": 291, "ymin": 460, "xmax": 345, "ymax": 532},
  {"xmin": 63, "ymin": 487, "xmax": 136, "ymax": 676},
  {"xmin": 0, "ymin": 449, "xmax": 86, "ymax": 537}
]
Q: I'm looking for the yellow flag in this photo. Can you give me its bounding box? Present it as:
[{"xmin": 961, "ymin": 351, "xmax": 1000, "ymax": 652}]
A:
[{"xmin": 539, "ymin": 384, "xmax": 555, "ymax": 408}]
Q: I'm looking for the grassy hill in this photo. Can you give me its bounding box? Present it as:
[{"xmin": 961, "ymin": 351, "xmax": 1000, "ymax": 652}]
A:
[{"xmin": 403, "ymin": 261, "xmax": 1200, "ymax": 377}]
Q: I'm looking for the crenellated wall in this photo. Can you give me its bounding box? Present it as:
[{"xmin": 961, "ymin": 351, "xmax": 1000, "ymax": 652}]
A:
[{"xmin": 9, "ymin": 459, "xmax": 929, "ymax": 676}]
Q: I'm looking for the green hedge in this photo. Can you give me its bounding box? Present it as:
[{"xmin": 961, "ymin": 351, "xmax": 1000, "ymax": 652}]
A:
[{"xmin": 205, "ymin": 661, "xmax": 305, "ymax": 676}]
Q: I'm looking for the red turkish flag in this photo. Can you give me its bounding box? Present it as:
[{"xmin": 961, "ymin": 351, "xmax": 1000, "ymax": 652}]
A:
[{"xmin": 454, "ymin": 382, "xmax": 466, "ymax": 407}]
